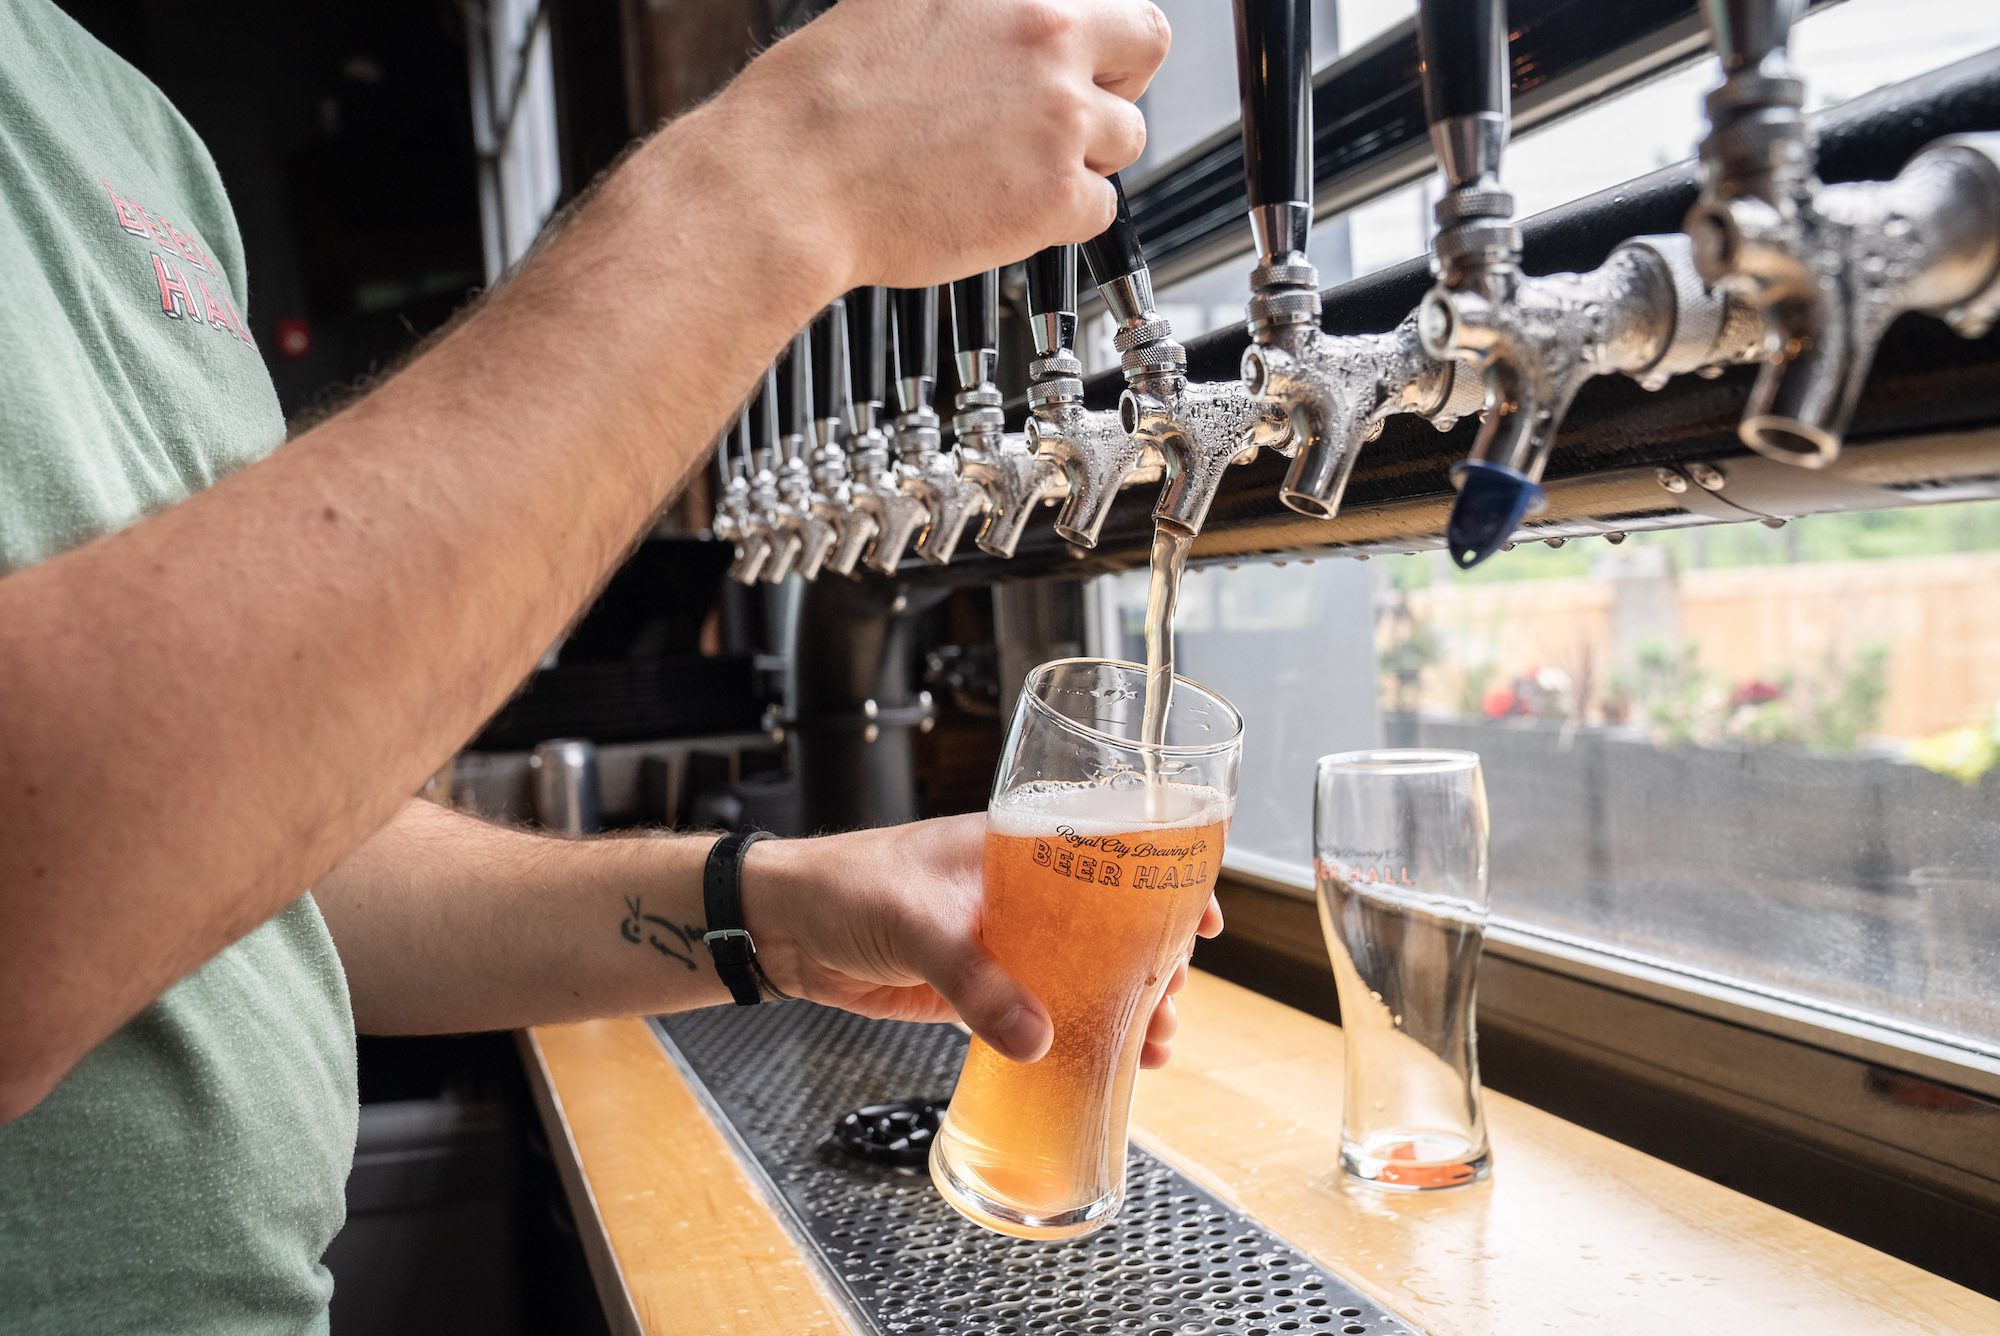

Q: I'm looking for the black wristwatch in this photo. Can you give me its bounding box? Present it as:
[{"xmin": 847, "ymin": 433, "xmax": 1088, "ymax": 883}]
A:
[{"xmin": 701, "ymin": 829, "xmax": 789, "ymax": 1006}]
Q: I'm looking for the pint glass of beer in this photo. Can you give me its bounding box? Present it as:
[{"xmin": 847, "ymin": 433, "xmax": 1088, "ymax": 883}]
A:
[{"xmin": 930, "ymin": 658, "xmax": 1241, "ymax": 1239}]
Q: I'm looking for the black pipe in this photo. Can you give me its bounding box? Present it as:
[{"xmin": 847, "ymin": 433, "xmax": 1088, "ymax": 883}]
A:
[
  {"xmin": 892, "ymin": 52, "xmax": 2000, "ymax": 584},
  {"xmin": 788, "ymin": 577, "xmax": 949, "ymax": 831}
]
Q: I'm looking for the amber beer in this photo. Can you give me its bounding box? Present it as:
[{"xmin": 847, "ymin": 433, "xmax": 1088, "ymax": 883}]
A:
[{"xmin": 930, "ymin": 779, "xmax": 1234, "ymax": 1239}]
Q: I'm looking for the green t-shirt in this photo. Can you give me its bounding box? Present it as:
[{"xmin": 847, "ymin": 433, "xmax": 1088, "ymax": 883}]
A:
[{"xmin": 0, "ymin": 2, "xmax": 358, "ymax": 1332}]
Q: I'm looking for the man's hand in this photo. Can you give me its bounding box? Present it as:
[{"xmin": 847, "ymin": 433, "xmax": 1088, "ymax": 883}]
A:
[
  {"xmin": 318, "ymin": 803, "xmax": 1217, "ymax": 1072},
  {"xmin": 703, "ymin": 0, "xmax": 1171, "ymax": 288},
  {"xmin": 743, "ymin": 814, "xmax": 1221, "ymax": 1069}
]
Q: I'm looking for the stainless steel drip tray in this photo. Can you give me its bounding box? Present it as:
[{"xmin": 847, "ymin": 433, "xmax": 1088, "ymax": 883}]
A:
[{"xmin": 649, "ymin": 1004, "xmax": 1422, "ymax": 1336}]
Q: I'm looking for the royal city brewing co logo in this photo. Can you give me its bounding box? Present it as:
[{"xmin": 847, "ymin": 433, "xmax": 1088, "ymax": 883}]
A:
[{"xmin": 1031, "ymin": 825, "xmax": 1213, "ymax": 890}]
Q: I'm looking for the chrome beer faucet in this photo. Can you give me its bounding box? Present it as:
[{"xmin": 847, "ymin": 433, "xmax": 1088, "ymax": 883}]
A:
[
  {"xmin": 808, "ymin": 298, "xmax": 879, "ymax": 579},
  {"xmin": 1233, "ymin": 0, "xmax": 1481, "ymax": 520},
  {"xmin": 952, "ymin": 268, "xmax": 1060, "ymax": 560},
  {"xmin": 1686, "ymin": 0, "xmax": 2000, "ymax": 467},
  {"xmin": 890, "ymin": 287, "xmax": 985, "ymax": 565},
  {"xmin": 1082, "ymin": 176, "xmax": 1292, "ymax": 538},
  {"xmin": 769, "ymin": 328, "xmax": 839, "ymax": 582},
  {"xmin": 747, "ymin": 364, "xmax": 803, "ymax": 583},
  {"xmin": 1021, "ymin": 243, "xmax": 1155, "ymax": 548},
  {"xmin": 718, "ymin": 408, "xmax": 771, "ymax": 584},
  {"xmin": 842, "ymin": 287, "xmax": 930, "ymax": 575},
  {"xmin": 1416, "ymin": 0, "xmax": 1768, "ymax": 569}
]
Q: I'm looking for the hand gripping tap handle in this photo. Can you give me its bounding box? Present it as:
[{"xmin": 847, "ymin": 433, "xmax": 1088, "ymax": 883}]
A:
[
  {"xmin": 1418, "ymin": 0, "xmax": 1510, "ymax": 191},
  {"xmin": 890, "ymin": 286, "xmax": 939, "ymax": 417},
  {"xmin": 846, "ymin": 287, "xmax": 887, "ymax": 428},
  {"xmin": 950, "ymin": 270, "xmax": 1000, "ymax": 392},
  {"xmin": 1234, "ymin": 0, "xmax": 1313, "ymax": 263},
  {"xmin": 1026, "ymin": 245, "xmax": 1078, "ymax": 356},
  {"xmin": 1079, "ymin": 174, "xmax": 1148, "ymax": 292}
]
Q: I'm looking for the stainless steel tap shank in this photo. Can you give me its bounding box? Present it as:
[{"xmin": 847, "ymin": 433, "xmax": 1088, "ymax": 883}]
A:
[{"xmin": 1687, "ymin": 0, "xmax": 2000, "ymax": 465}]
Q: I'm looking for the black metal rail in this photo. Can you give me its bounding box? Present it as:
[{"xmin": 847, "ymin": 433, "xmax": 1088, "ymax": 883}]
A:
[{"xmin": 895, "ymin": 50, "xmax": 2000, "ymax": 586}]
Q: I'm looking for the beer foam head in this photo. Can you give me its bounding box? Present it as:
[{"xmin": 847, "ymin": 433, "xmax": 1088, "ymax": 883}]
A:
[{"xmin": 989, "ymin": 780, "xmax": 1234, "ymax": 837}]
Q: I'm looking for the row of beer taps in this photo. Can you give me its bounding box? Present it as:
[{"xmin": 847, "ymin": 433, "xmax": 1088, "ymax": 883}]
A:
[{"xmin": 717, "ymin": 0, "xmax": 2000, "ymax": 579}]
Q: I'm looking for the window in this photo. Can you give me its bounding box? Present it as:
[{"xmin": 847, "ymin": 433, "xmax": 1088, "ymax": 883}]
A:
[
  {"xmin": 466, "ymin": 0, "xmax": 562, "ymax": 280},
  {"xmin": 1090, "ymin": 0, "xmax": 2000, "ymax": 1076}
]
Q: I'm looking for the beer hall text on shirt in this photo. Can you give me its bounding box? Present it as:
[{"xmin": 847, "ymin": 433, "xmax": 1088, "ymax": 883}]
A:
[{"xmin": 101, "ymin": 180, "xmax": 255, "ymax": 347}]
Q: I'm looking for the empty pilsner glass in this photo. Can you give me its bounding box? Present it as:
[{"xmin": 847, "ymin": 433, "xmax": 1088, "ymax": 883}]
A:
[
  {"xmin": 930, "ymin": 658, "xmax": 1241, "ymax": 1239},
  {"xmin": 1314, "ymin": 749, "xmax": 1491, "ymax": 1190}
]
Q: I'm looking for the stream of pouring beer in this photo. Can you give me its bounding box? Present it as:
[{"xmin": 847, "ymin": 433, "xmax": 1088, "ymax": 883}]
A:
[{"xmin": 1140, "ymin": 522, "xmax": 1193, "ymax": 815}]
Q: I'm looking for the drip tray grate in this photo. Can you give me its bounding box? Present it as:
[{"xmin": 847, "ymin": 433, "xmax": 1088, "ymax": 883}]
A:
[{"xmin": 651, "ymin": 1005, "xmax": 1421, "ymax": 1336}]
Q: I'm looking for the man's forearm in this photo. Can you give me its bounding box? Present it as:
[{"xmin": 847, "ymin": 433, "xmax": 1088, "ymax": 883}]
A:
[
  {"xmin": 316, "ymin": 800, "xmax": 746, "ymax": 1034},
  {"xmin": 0, "ymin": 103, "xmax": 833, "ymax": 1116}
]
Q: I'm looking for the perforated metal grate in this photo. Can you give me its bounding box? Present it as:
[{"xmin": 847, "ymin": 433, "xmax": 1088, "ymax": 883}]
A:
[{"xmin": 651, "ymin": 1005, "xmax": 1422, "ymax": 1336}]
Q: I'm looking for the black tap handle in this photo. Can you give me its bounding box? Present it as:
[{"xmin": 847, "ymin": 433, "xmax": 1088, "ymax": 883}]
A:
[
  {"xmin": 1235, "ymin": 0, "xmax": 1312, "ymax": 209},
  {"xmin": 950, "ymin": 271, "xmax": 999, "ymax": 360},
  {"xmin": 734, "ymin": 396, "xmax": 754, "ymax": 469},
  {"xmin": 1027, "ymin": 246, "xmax": 1077, "ymax": 322},
  {"xmin": 890, "ymin": 286, "xmax": 938, "ymax": 390},
  {"xmin": 756, "ymin": 363, "xmax": 781, "ymax": 456},
  {"xmin": 1079, "ymin": 174, "xmax": 1147, "ymax": 287},
  {"xmin": 847, "ymin": 287, "xmax": 887, "ymax": 409},
  {"xmin": 1706, "ymin": 0, "xmax": 1799, "ymax": 75},
  {"xmin": 1418, "ymin": 0, "xmax": 1509, "ymax": 127},
  {"xmin": 776, "ymin": 330, "xmax": 813, "ymax": 441},
  {"xmin": 811, "ymin": 301, "xmax": 844, "ymax": 423}
]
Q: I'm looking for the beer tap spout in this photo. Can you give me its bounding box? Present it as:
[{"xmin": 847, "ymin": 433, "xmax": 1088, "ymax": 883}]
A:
[
  {"xmin": 952, "ymin": 267, "xmax": 1061, "ymax": 560},
  {"xmin": 888, "ymin": 286, "xmax": 986, "ymax": 566},
  {"xmin": 837, "ymin": 287, "xmax": 930, "ymax": 576},
  {"xmin": 1416, "ymin": 0, "xmax": 1768, "ymax": 569},
  {"xmin": 1233, "ymin": 0, "xmax": 1479, "ymax": 520},
  {"xmin": 1686, "ymin": 0, "xmax": 2000, "ymax": 467},
  {"xmin": 807, "ymin": 297, "xmax": 880, "ymax": 579},
  {"xmin": 1083, "ymin": 177, "xmax": 1292, "ymax": 540},
  {"xmin": 748, "ymin": 363, "xmax": 803, "ymax": 583},
  {"xmin": 1023, "ymin": 244, "xmax": 1145, "ymax": 549},
  {"xmin": 719, "ymin": 405, "xmax": 771, "ymax": 584},
  {"xmin": 769, "ymin": 327, "xmax": 839, "ymax": 582}
]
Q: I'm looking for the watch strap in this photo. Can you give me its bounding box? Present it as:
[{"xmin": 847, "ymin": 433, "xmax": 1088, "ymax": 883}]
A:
[{"xmin": 702, "ymin": 829, "xmax": 776, "ymax": 1006}]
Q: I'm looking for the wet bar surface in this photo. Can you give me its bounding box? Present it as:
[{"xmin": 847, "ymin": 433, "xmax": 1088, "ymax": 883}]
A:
[{"xmin": 523, "ymin": 972, "xmax": 1999, "ymax": 1335}]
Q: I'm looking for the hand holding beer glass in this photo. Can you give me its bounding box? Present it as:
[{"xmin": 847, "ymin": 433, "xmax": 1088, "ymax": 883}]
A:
[{"xmin": 930, "ymin": 659, "xmax": 1241, "ymax": 1239}]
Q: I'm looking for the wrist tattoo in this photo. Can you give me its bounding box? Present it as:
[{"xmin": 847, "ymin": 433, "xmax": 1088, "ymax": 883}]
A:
[{"xmin": 619, "ymin": 896, "xmax": 708, "ymax": 972}]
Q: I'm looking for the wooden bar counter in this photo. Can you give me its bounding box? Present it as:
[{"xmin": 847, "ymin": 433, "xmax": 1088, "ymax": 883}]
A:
[{"xmin": 522, "ymin": 972, "xmax": 1996, "ymax": 1336}]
